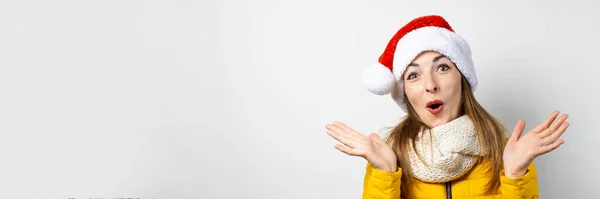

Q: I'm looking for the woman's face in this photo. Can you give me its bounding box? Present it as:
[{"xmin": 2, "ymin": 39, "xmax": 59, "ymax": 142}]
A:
[{"xmin": 403, "ymin": 51, "xmax": 463, "ymax": 127}]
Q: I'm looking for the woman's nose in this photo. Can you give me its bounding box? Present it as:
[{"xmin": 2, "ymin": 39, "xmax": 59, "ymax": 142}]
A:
[
  {"xmin": 425, "ymin": 75, "xmax": 439, "ymax": 93},
  {"xmin": 426, "ymin": 86, "xmax": 438, "ymax": 93}
]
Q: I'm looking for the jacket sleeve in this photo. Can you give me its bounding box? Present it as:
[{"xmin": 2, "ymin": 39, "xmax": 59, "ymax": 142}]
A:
[
  {"xmin": 362, "ymin": 162, "xmax": 403, "ymax": 199},
  {"xmin": 500, "ymin": 161, "xmax": 539, "ymax": 199}
]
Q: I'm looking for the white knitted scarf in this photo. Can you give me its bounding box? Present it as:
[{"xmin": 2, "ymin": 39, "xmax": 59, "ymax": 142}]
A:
[{"xmin": 406, "ymin": 115, "xmax": 487, "ymax": 183}]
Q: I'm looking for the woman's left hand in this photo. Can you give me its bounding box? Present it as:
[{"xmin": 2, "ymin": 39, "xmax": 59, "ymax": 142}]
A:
[{"xmin": 503, "ymin": 111, "xmax": 570, "ymax": 178}]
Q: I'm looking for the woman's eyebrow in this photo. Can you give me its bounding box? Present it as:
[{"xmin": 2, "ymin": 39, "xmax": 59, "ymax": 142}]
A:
[
  {"xmin": 408, "ymin": 63, "xmax": 419, "ymax": 67},
  {"xmin": 408, "ymin": 55, "xmax": 447, "ymax": 67},
  {"xmin": 433, "ymin": 55, "xmax": 446, "ymax": 62}
]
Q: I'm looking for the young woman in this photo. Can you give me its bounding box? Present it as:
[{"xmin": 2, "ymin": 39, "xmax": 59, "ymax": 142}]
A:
[{"xmin": 326, "ymin": 15, "xmax": 569, "ymax": 199}]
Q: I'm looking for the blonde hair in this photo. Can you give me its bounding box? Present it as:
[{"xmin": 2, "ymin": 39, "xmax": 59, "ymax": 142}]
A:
[{"xmin": 385, "ymin": 76, "xmax": 506, "ymax": 199}]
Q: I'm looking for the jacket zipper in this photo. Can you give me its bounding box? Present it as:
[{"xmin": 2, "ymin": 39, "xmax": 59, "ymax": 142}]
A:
[{"xmin": 445, "ymin": 181, "xmax": 452, "ymax": 199}]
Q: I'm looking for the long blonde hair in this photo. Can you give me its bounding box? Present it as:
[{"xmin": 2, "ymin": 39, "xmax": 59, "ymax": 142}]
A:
[{"xmin": 385, "ymin": 76, "xmax": 506, "ymax": 199}]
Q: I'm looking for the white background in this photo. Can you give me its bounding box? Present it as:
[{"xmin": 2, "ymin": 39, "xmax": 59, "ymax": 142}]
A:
[{"xmin": 0, "ymin": 0, "xmax": 598, "ymax": 198}]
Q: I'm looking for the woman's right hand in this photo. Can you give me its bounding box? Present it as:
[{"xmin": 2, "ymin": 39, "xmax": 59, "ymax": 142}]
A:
[{"xmin": 326, "ymin": 121, "xmax": 398, "ymax": 172}]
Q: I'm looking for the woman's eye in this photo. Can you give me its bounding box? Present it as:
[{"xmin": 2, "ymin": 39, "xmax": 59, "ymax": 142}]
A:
[
  {"xmin": 406, "ymin": 73, "xmax": 417, "ymax": 80},
  {"xmin": 438, "ymin": 64, "xmax": 450, "ymax": 72}
]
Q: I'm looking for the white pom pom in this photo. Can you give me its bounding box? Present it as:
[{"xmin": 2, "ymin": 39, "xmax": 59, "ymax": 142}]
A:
[{"xmin": 361, "ymin": 63, "xmax": 396, "ymax": 95}]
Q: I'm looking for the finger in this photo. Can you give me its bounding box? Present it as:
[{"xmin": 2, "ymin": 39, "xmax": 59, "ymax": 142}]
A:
[
  {"xmin": 537, "ymin": 139, "xmax": 565, "ymax": 156},
  {"xmin": 542, "ymin": 122, "xmax": 569, "ymax": 146},
  {"xmin": 326, "ymin": 123, "xmax": 353, "ymax": 137},
  {"xmin": 333, "ymin": 121, "xmax": 366, "ymax": 139},
  {"xmin": 549, "ymin": 114, "xmax": 569, "ymax": 132},
  {"xmin": 510, "ymin": 120, "xmax": 526, "ymax": 142},
  {"xmin": 540, "ymin": 114, "xmax": 569, "ymax": 138},
  {"xmin": 326, "ymin": 124, "xmax": 361, "ymax": 146},
  {"xmin": 326, "ymin": 123, "xmax": 364, "ymax": 144},
  {"xmin": 531, "ymin": 111, "xmax": 559, "ymax": 133},
  {"xmin": 335, "ymin": 143, "xmax": 360, "ymax": 156},
  {"xmin": 327, "ymin": 129, "xmax": 359, "ymax": 148}
]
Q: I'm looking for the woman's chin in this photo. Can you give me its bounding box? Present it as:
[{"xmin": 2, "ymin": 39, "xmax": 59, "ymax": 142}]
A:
[{"xmin": 423, "ymin": 112, "xmax": 454, "ymax": 127}]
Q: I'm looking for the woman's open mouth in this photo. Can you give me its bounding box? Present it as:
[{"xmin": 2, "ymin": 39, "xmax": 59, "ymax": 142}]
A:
[{"xmin": 426, "ymin": 100, "xmax": 445, "ymax": 115}]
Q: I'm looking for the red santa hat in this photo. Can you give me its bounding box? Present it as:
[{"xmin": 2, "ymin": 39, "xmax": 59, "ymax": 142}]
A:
[{"xmin": 361, "ymin": 15, "xmax": 478, "ymax": 112}]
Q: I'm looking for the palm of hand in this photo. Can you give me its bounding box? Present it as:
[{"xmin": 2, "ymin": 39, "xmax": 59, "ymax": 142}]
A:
[
  {"xmin": 326, "ymin": 122, "xmax": 398, "ymax": 172},
  {"xmin": 503, "ymin": 111, "xmax": 570, "ymax": 178},
  {"xmin": 364, "ymin": 134, "xmax": 397, "ymax": 170}
]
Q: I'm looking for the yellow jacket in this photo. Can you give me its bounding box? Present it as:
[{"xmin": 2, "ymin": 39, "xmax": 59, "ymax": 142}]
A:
[{"xmin": 362, "ymin": 160, "xmax": 538, "ymax": 199}]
